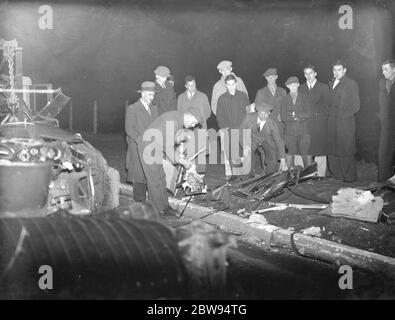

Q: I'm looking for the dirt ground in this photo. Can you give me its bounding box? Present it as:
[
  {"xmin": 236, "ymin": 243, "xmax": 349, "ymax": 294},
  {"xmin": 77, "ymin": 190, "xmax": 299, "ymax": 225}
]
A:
[{"xmin": 84, "ymin": 133, "xmax": 395, "ymax": 259}]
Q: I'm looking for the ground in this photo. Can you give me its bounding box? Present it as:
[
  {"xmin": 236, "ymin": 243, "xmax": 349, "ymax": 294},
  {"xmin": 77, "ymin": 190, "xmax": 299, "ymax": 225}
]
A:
[{"xmin": 83, "ymin": 132, "xmax": 395, "ymax": 259}]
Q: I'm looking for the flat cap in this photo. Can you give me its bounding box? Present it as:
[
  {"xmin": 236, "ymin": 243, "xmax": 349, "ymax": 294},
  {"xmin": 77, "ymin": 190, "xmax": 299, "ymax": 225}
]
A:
[
  {"xmin": 186, "ymin": 107, "xmax": 203, "ymax": 124},
  {"xmin": 285, "ymin": 76, "xmax": 300, "ymax": 86},
  {"xmin": 255, "ymin": 102, "xmax": 274, "ymax": 112},
  {"xmin": 184, "ymin": 75, "xmax": 195, "ymax": 83},
  {"xmin": 217, "ymin": 60, "xmax": 232, "ymax": 71},
  {"xmin": 137, "ymin": 81, "xmax": 157, "ymax": 93},
  {"xmin": 263, "ymin": 68, "xmax": 277, "ymax": 77},
  {"xmin": 154, "ymin": 66, "xmax": 171, "ymax": 77}
]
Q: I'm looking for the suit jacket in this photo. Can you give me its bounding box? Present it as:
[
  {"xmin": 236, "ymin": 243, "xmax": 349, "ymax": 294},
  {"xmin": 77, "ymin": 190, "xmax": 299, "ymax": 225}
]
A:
[
  {"xmin": 125, "ymin": 100, "xmax": 159, "ymax": 183},
  {"xmin": 240, "ymin": 113, "xmax": 286, "ymax": 159},
  {"xmin": 153, "ymin": 80, "xmax": 177, "ymax": 115},
  {"xmin": 299, "ymin": 81, "xmax": 330, "ymax": 155},
  {"xmin": 281, "ymin": 92, "xmax": 311, "ymax": 136},
  {"xmin": 254, "ymin": 85, "xmax": 287, "ymax": 121},
  {"xmin": 327, "ymin": 75, "xmax": 360, "ymax": 155}
]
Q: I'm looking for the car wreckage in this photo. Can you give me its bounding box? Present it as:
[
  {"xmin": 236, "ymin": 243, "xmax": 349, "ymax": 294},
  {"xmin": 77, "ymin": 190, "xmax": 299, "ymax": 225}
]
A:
[{"xmin": 0, "ymin": 39, "xmax": 234, "ymax": 299}]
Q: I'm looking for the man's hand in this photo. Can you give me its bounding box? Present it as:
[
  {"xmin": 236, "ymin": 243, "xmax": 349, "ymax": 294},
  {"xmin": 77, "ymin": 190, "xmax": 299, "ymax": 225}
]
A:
[
  {"xmin": 246, "ymin": 103, "xmax": 256, "ymax": 113},
  {"xmin": 279, "ymin": 158, "xmax": 288, "ymax": 171},
  {"xmin": 175, "ymin": 129, "xmax": 193, "ymax": 144},
  {"xmin": 178, "ymin": 158, "xmax": 192, "ymax": 170}
]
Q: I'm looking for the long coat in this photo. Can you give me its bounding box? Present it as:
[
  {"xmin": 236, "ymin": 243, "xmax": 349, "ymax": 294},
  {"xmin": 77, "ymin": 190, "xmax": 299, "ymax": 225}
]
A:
[
  {"xmin": 153, "ymin": 80, "xmax": 177, "ymax": 115},
  {"xmin": 378, "ymin": 77, "xmax": 395, "ymax": 181},
  {"xmin": 136, "ymin": 111, "xmax": 185, "ymax": 211},
  {"xmin": 125, "ymin": 100, "xmax": 159, "ymax": 183},
  {"xmin": 299, "ymin": 81, "xmax": 330, "ymax": 156},
  {"xmin": 327, "ymin": 76, "xmax": 360, "ymax": 156},
  {"xmin": 177, "ymin": 90, "xmax": 211, "ymax": 128}
]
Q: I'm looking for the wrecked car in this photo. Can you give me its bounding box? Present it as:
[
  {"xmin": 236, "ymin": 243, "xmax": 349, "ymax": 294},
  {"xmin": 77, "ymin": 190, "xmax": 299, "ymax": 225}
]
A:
[{"xmin": 0, "ymin": 91, "xmax": 119, "ymax": 216}]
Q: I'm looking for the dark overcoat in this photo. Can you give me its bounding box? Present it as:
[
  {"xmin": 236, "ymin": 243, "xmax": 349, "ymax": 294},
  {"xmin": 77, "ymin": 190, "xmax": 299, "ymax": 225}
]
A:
[
  {"xmin": 378, "ymin": 78, "xmax": 395, "ymax": 181},
  {"xmin": 125, "ymin": 100, "xmax": 159, "ymax": 183},
  {"xmin": 327, "ymin": 76, "xmax": 360, "ymax": 156},
  {"xmin": 280, "ymin": 92, "xmax": 311, "ymax": 136},
  {"xmin": 153, "ymin": 81, "xmax": 177, "ymax": 115},
  {"xmin": 299, "ymin": 81, "xmax": 330, "ymax": 156}
]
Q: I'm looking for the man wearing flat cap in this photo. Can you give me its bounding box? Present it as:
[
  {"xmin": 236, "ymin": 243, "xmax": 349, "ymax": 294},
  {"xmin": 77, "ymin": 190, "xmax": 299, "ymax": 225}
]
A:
[
  {"xmin": 211, "ymin": 60, "xmax": 248, "ymax": 116},
  {"xmin": 239, "ymin": 102, "xmax": 288, "ymax": 176},
  {"xmin": 136, "ymin": 109, "xmax": 202, "ymax": 217},
  {"xmin": 281, "ymin": 76, "xmax": 312, "ymax": 169},
  {"xmin": 153, "ymin": 65, "xmax": 177, "ymax": 115},
  {"xmin": 255, "ymin": 68, "xmax": 287, "ymax": 125},
  {"xmin": 125, "ymin": 81, "xmax": 159, "ymax": 202}
]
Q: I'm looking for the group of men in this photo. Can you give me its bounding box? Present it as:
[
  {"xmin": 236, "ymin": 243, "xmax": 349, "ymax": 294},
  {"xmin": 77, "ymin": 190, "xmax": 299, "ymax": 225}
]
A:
[{"xmin": 125, "ymin": 58, "xmax": 395, "ymax": 218}]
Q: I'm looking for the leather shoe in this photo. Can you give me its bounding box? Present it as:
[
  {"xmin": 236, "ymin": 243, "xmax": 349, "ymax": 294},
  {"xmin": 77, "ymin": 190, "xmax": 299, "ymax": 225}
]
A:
[{"xmin": 161, "ymin": 206, "xmax": 179, "ymax": 217}]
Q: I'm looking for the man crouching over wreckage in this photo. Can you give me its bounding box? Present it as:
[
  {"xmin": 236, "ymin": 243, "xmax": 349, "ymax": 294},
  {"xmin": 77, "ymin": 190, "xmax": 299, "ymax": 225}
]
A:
[
  {"xmin": 237, "ymin": 102, "xmax": 288, "ymax": 177},
  {"xmin": 137, "ymin": 108, "xmax": 203, "ymax": 217}
]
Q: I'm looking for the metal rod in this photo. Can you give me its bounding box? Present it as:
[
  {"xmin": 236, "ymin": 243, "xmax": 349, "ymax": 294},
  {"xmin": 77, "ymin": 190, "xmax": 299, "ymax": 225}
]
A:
[{"xmin": 0, "ymin": 88, "xmax": 61, "ymax": 94}]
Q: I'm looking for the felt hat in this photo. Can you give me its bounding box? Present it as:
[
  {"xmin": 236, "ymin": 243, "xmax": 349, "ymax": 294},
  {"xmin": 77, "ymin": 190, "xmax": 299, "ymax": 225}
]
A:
[
  {"xmin": 154, "ymin": 66, "xmax": 171, "ymax": 77},
  {"xmin": 137, "ymin": 81, "xmax": 157, "ymax": 93}
]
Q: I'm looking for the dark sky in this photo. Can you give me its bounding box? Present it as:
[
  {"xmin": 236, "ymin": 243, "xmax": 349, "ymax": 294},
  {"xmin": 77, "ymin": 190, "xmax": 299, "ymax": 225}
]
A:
[{"xmin": 0, "ymin": 0, "xmax": 393, "ymax": 162}]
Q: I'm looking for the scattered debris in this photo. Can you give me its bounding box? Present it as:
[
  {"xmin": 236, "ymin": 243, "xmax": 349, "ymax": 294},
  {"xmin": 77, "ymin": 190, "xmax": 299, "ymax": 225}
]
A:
[
  {"xmin": 331, "ymin": 188, "xmax": 384, "ymax": 223},
  {"xmin": 300, "ymin": 226, "xmax": 322, "ymax": 237}
]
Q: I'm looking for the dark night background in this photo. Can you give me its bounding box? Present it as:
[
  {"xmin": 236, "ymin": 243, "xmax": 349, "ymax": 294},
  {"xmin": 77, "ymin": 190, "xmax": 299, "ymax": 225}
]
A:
[{"xmin": 0, "ymin": 0, "xmax": 393, "ymax": 162}]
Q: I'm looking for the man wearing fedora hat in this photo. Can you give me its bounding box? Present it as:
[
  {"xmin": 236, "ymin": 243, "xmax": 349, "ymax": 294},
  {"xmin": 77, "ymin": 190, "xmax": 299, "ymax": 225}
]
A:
[
  {"xmin": 281, "ymin": 76, "xmax": 312, "ymax": 169},
  {"xmin": 211, "ymin": 60, "xmax": 248, "ymax": 116},
  {"xmin": 239, "ymin": 102, "xmax": 288, "ymax": 176},
  {"xmin": 136, "ymin": 109, "xmax": 203, "ymax": 217},
  {"xmin": 125, "ymin": 81, "xmax": 159, "ymax": 202},
  {"xmin": 153, "ymin": 66, "xmax": 177, "ymax": 115}
]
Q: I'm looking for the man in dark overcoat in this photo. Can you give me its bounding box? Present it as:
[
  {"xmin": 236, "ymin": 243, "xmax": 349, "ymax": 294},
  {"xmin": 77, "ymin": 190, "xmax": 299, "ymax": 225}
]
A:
[
  {"xmin": 299, "ymin": 64, "xmax": 330, "ymax": 177},
  {"xmin": 378, "ymin": 58, "xmax": 395, "ymax": 181},
  {"xmin": 153, "ymin": 65, "xmax": 177, "ymax": 114},
  {"xmin": 327, "ymin": 60, "xmax": 360, "ymax": 182},
  {"xmin": 137, "ymin": 109, "xmax": 202, "ymax": 216},
  {"xmin": 125, "ymin": 81, "xmax": 159, "ymax": 201}
]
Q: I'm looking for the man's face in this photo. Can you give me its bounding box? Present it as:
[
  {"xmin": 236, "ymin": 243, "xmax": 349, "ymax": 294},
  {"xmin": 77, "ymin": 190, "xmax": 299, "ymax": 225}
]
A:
[
  {"xmin": 258, "ymin": 110, "xmax": 270, "ymax": 121},
  {"xmin": 141, "ymin": 91, "xmax": 155, "ymax": 104},
  {"xmin": 333, "ymin": 65, "xmax": 346, "ymax": 80},
  {"xmin": 382, "ymin": 63, "xmax": 395, "ymax": 80},
  {"xmin": 156, "ymin": 75, "xmax": 167, "ymax": 83},
  {"xmin": 185, "ymin": 80, "xmax": 196, "ymax": 94},
  {"xmin": 219, "ymin": 66, "xmax": 232, "ymax": 77},
  {"xmin": 304, "ymin": 68, "xmax": 317, "ymax": 83},
  {"xmin": 184, "ymin": 113, "xmax": 198, "ymax": 128},
  {"xmin": 225, "ymin": 79, "xmax": 237, "ymax": 93},
  {"xmin": 265, "ymin": 75, "xmax": 278, "ymax": 86},
  {"xmin": 287, "ymin": 83, "xmax": 299, "ymax": 94}
]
